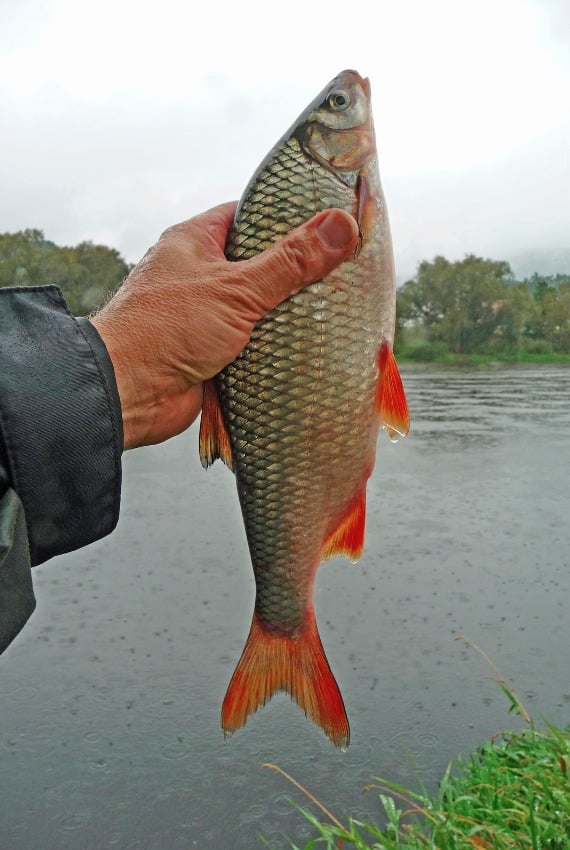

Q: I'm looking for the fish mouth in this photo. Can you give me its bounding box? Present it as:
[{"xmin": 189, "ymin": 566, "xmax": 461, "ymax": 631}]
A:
[{"xmin": 332, "ymin": 68, "xmax": 370, "ymax": 95}]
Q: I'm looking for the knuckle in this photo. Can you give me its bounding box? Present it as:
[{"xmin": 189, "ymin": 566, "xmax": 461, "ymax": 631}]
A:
[
  {"xmin": 158, "ymin": 223, "xmax": 179, "ymax": 243},
  {"xmin": 278, "ymin": 237, "xmax": 313, "ymax": 282},
  {"xmin": 221, "ymin": 269, "xmax": 260, "ymax": 310}
]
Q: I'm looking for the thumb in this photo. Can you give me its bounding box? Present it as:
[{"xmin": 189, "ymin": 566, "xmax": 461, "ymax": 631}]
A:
[{"xmin": 238, "ymin": 208, "xmax": 360, "ymax": 312}]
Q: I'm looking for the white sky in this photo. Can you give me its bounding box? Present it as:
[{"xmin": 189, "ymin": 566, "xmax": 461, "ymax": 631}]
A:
[{"xmin": 1, "ymin": 0, "xmax": 569, "ymax": 281}]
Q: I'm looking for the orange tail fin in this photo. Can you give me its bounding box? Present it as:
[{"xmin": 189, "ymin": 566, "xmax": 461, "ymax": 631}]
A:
[{"xmin": 221, "ymin": 610, "xmax": 350, "ymax": 749}]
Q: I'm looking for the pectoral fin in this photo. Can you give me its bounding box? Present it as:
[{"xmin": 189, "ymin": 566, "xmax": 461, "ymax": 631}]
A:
[{"xmin": 199, "ymin": 379, "xmax": 234, "ymax": 470}]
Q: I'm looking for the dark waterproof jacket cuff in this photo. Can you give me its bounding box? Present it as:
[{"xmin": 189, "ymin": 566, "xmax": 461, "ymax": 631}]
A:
[{"xmin": 0, "ymin": 287, "xmax": 123, "ymax": 565}]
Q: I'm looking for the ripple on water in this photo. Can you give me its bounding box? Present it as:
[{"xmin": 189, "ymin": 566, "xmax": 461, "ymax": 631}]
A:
[
  {"xmin": 417, "ymin": 732, "xmax": 440, "ymax": 748},
  {"xmin": 272, "ymin": 791, "xmax": 296, "ymax": 817},
  {"xmin": 239, "ymin": 802, "xmax": 267, "ymax": 826},
  {"xmin": 56, "ymin": 811, "xmax": 90, "ymax": 831},
  {"xmin": 159, "ymin": 738, "xmax": 191, "ymax": 760},
  {"xmin": 82, "ymin": 730, "xmax": 102, "ymax": 745},
  {"xmin": 141, "ymin": 697, "xmax": 176, "ymax": 719}
]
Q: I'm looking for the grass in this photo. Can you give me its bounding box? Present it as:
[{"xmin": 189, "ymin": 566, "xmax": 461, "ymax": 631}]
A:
[
  {"xmin": 395, "ymin": 347, "xmax": 570, "ymax": 366},
  {"xmin": 265, "ymin": 641, "xmax": 570, "ymax": 850}
]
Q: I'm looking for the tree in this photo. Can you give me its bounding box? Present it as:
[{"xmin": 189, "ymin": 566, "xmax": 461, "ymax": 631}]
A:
[
  {"xmin": 536, "ymin": 282, "xmax": 570, "ymax": 353},
  {"xmin": 0, "ymin": 230, "xmax": 132, "ymax": 314},
  {"xmin": 494, "ymin": 283, "xmax": 537, "ymax": 350},
  {"xmin": 397, "ymin": 255, "xmax": 512, "ymax": 354}
]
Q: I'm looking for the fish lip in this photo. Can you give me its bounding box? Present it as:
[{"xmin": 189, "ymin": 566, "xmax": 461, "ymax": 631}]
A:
[
  {"xmin": 337, "ymin": 70, "xmax": 370, "ymax": 98},
  {"xmin": 332, "ymin": 68, "xmax": 370, "ymax": 95},
  {"xmin": 335, "ymin": 71, "xmax": 371, "ymax": 105}
]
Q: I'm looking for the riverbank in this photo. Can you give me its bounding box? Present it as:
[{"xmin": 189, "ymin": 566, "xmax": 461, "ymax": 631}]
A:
[
  {"xmin": 282, "ymin": 678, "xmax": 570, "ymax": 849},
  {"xmin": 395, "ymin": 346, "xmax": 570, "ymax": 366}
]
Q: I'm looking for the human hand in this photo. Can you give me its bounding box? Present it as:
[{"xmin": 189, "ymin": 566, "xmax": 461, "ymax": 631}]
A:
[{"xmin": 91, "ymin": 201, "xmax": 359, "ymax": 450}]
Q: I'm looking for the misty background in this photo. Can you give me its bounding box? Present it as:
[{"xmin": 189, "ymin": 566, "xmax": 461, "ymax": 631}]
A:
[{"xmin": 1, "ymin": 0, "xmax": 569, "ymax": 283}]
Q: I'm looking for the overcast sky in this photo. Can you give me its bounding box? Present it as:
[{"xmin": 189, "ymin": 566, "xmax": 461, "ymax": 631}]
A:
[{"xmin": 1, "ymin": 0, "xmax": 569, "ymax": 281}]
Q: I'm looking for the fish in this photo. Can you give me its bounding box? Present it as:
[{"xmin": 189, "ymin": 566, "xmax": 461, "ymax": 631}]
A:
[{"xmin": 199, "ymin": 69, "xmax": 409, "ymax": 748}]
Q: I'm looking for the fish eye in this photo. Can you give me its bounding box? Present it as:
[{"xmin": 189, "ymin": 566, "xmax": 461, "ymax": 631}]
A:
[{"xmin": 327, "ymin": 90, "xmax": 351, "ymax": 111}]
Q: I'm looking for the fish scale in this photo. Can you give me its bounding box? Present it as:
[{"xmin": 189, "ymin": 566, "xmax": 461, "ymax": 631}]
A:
[
  {"xmin": 200, "ymin": 70, "xmax": 409, "ymax": 747},
  {"xmin": 218, "ymin": 285, "xmax": 373, "ymax": 614}
]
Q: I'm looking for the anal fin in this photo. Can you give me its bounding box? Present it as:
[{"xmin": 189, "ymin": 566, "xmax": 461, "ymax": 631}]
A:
[{"xmin": 322, "ymin": 490, "xmax": 366, "ymax": 563}]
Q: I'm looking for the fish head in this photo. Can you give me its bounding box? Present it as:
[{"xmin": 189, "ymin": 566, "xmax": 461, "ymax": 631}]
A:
[{"xmin": 295, "ymin": 70, "xmax": 376, "ymax": 185}]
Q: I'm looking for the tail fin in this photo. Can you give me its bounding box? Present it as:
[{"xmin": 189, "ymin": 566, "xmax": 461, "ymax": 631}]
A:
[{"xmin": 221, "ymin": 611, "xmax": 350, "ymax": 749}]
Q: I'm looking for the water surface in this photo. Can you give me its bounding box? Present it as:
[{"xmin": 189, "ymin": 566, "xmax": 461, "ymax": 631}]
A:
[{"xmin": 1, "ymin": 365, "xmax": 569, "ymax": 848}]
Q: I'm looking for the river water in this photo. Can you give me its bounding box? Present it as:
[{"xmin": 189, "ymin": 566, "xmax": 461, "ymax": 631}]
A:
[{"xmin": 1, "ymin": 365, "xmax": 569, "ymax": 849}]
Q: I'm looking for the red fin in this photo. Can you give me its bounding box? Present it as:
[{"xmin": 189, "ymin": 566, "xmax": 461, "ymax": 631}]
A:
[
  {"xmin": 322, "ymin": 490, "xmax": 366, "ymax": 563},
  {"xmin": 221, "ymin": 610, "xmax": 350, "ymax": 749},
  {"xmin": 199, "ymin": 379, "xmax": 234, "ymax": 470},
  {"xmin": 377, "ymin": 342, "xmax": 410, "ymax": 439}
]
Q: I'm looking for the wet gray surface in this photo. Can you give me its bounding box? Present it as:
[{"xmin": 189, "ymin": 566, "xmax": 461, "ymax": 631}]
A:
[{"xmin": 1, "ymin": 364, "xmax": 569, "ymax": 849}]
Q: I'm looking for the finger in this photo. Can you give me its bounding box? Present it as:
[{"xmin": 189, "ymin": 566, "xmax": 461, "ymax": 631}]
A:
[
  {"xmin": 187, "ymin": 200, "xmax": 238, "ymax": 235},
  {"xmin": 162, "ymin": 201, "xmax": 239, "ymax": 258},
  {"xmin": 236, "ymin": 209, "xmax": 360, "ymax": 313}
]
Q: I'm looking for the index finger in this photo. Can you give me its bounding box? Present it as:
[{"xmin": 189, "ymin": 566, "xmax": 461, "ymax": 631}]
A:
[{"xmin": 162, "ymin": 201, "xmax": 239, "ymax": 259}]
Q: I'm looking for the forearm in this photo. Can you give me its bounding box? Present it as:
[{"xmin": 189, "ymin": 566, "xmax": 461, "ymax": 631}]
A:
[{"xmin": 0, "ymin": 286, "xmax": 123, "ymax": 566}]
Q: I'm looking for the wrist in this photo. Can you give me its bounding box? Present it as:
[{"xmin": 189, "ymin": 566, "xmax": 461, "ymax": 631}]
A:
[{"xmin": 89, "ymin": 313, "xmax": 147, "ymax": 450}]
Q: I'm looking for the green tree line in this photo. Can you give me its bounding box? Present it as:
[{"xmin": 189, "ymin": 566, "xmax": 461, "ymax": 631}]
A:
[
  {"xmin": 396, "ymin": 254, "xmax": 570, "ymax": 357},
  {"xmin": 0, "ymin": 229, "xmax": 132, "ymax": 315},
  {"xmin": 2, "ymin": 230, "xmax": 569, "ymax": 356}
]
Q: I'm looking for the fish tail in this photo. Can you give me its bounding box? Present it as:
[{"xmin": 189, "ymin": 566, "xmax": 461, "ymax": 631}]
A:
[{"xmin": 221, "ymin": 610, "xmax": 350, "ymax": 749}]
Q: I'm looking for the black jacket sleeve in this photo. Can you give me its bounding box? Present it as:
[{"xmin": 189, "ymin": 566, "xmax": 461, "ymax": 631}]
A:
[{"xmin": 0, "ymin": 285, "xmax": 123, "ymax": 653}]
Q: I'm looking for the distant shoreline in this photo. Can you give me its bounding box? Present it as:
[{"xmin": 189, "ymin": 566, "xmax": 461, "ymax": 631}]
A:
[{"xmin": 395, "ymin": 349, "xmax": 570, "ymax": 366}]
